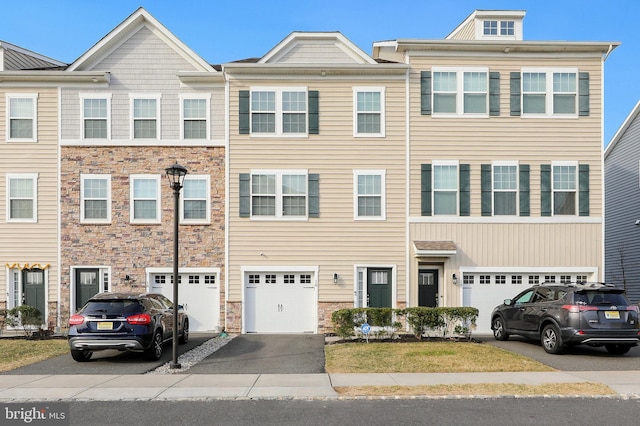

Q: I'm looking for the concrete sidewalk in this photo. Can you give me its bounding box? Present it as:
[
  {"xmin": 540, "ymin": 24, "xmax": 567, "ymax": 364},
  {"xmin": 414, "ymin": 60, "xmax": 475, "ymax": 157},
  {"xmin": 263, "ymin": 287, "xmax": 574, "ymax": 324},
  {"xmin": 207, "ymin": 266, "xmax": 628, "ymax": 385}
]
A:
[{"xmin": 1, "ymin": 371, "xmax": 639, "ymax": 401}]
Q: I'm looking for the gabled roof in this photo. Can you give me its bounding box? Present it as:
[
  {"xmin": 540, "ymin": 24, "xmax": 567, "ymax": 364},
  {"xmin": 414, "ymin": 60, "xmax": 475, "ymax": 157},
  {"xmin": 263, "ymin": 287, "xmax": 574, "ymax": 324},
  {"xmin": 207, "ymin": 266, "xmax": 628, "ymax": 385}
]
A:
[
  {"xmin": 605, "ymin": 100, "xmax": 640, "ymax": 160},
  {"xmin": 259, "ymin": 32, "xmax": 378, "ymax": 65},
  {"xmin": 0, "ymin": 40, "xmax": 65, "ymax": 71},
  {"xmin": 446, "ymin": 10, "xmax": 526, "ymax": 40},
  {"xmin": 67, "ymin": 7, "xmax": 215, "ymax": 72}
]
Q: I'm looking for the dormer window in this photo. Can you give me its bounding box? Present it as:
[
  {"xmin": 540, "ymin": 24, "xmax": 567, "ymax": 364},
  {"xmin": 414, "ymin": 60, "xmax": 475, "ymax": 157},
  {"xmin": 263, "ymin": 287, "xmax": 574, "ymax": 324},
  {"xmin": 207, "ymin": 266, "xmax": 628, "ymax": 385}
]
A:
[{"xmin": 483, "ymin": 20, "xmax": 515, "ymax": 36}]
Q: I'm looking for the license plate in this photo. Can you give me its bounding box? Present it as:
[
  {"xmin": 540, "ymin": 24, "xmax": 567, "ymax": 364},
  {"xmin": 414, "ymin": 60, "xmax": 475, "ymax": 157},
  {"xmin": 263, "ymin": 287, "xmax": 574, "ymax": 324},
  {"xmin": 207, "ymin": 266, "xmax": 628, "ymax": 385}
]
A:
[
  {"xmin": 605, "ymin": 311, "xmax": 620, "ymax": 320},
  {"xmin": 97, "ymin": 321, "xmax": 113, "ymax": 330}
]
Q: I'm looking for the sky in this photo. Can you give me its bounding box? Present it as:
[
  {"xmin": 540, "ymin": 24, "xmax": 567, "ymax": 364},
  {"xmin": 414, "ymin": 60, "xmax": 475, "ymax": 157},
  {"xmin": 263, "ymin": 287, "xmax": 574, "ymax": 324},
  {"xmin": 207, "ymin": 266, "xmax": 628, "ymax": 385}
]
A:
[{"xmin": 1, "ymin": 0, "xmax": 638, "ymax": 144}]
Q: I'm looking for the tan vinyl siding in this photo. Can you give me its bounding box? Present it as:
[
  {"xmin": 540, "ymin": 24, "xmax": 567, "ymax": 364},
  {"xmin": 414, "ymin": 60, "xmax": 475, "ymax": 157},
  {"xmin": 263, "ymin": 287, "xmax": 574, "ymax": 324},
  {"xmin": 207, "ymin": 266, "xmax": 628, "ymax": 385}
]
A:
[
  {"xmin": 0, "ymin": 88, "xmax": 59, "ymax": 321},
  {"xmin": 228, "ymin": 77, "xmax": 407, "ymax": 304},
  {"xmin": 408, "ymin": 55, "xmax": 603, "ymax": 218},
  {"xmin": 449, "ymin": 21, "xmax": 476, "ymax": 40}
]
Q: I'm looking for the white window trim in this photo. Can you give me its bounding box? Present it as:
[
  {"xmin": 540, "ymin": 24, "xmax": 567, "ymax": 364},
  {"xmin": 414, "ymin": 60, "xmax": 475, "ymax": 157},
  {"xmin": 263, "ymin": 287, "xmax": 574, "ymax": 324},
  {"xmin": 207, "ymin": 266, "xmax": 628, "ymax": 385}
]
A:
[
  {"xmin": 250, "ymin": 169, "xmax": 309, "ymax": 220},
  {"xmin": 521, "ymin": 68, "xmax": 579, "ymax": 118},
  {"xmin": 492, "ymin": 161, "xmax": 519, "ymax": 216},
  {"xmin": 129, "ymin": 94, "xmax": 161, "ymax": 140},
  {"xmin": 551, "ymin": 160, "xmax": 578, "ymax": 216},
  {"xmin": 80, "ymin": 174, "xmax": 111, "ymax": 224},
  {"xmin": 476, "ymin": 18, "xmax": 522, "ymax": 40},
  {"xmin": 353, "ymin": 170, "xmax": 386, "ymax": 220},
  {"xmin": 353, "ymin": 264, "xmax": 396, "ymax": 308},
  {"xmin": 179, "ymin": 94, "xmax": 211, "ymax": 140},
  {"xmin": 353, "ymin": 87, "xmax": 386, "ymax": 137},
  {"xmin": 432, "ymin": 160, "xmax": 459, "ymax": 216},
  {"xmin": 129, "ymin": 174, "xmax": 161, "ymax": 224},
  {"xmin": 80, "ymin": 93, "xmax": 112, "ymax": 140},
  {"xmin": 250, "ymin": 87, "xmax": 308, "ymax": 137},
  {"xmin": 6, "ymin": 93, "xmax": 38, "ymax": 142},
  {"xmin": 432, "ymin": 67, "xmax": 489, "ymax": 117},
  {"xmin": 6, "ymin": 173, "xmax": 38, "ymax": 223},
  {"xmin": 180, "ymin": 174, "xmax": 211, "ymax": 224}
]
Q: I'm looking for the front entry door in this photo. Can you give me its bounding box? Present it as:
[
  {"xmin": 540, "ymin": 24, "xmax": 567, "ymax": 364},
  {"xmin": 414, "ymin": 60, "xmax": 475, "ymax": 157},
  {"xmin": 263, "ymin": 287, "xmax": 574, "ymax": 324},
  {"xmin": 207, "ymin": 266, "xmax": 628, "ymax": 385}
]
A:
[
  {"xmin": 418, "ymin": 269, "xmax": 438, "ymax": 307},
  {"xmin": 23, "ymin": 269, "xmax": 45, "ymax": 319},
  {"xmin": 75, "ymin": 269, "xmax": 99, "ymax": 311},
  {"xmin": 368, "ymin": 268, "xmax": 392, "ymax": 308}
]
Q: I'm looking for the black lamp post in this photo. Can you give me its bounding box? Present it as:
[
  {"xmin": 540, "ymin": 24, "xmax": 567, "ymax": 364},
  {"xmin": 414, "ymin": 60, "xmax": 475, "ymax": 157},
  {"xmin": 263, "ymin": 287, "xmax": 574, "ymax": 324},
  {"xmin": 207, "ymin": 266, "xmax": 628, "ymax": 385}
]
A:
[{"xmin": 165, "ymin": 162, "xmax": 187, "ymax": 369}]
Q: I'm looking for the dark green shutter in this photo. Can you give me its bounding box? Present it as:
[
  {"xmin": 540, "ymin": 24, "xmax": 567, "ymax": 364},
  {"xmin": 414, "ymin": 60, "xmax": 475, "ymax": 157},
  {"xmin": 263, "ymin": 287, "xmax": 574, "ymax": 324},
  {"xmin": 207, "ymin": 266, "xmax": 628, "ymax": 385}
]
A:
[
  {"xmin": 481, "ymin": 164, "xmax": 492, "ymax": 216},
  {"xmin": 540, "ymin": 165, "xmax": 551, "ymax": 216},
  {"xmin": 421, "ymin": 164, "xmax": 432, "ymax": 216},
  {"xmin": 459, "ymin": 164, "xmax": 470, "ymax": 216},
  {"xmin": 510, "ymin": 72, "xmax": 521, "ymax": 116},
  {"xmin": 519, "ymin": 164, "xmax": 530, "ymax": 217},
  {"xmin": 308, "ymin": 91, "xmax": 319, "ymax": 134},
  {"xmin": 239, "ymin": 90, "xmax": 250, "ymax": 134},
  {"xmin": 579, "ymin": 164, "xmax": 589, "ymax": 216},
  {"xmin": 579, "ymin": 72, "xmax": 589, "ymax": 116},
  {"xmin": 420, "ymin": 71, "xmax": 432, "ymax": 115},
  {"xmin": 308, "ymin": 173, "xmax": 319, "ymax": 217},
  {"xmin": 489, "ymin": 72, "xmax": 500, "ymax": 116},
  {"xmin": 239, "ymin": 173, "xmax": 250, "ymax": 217}
]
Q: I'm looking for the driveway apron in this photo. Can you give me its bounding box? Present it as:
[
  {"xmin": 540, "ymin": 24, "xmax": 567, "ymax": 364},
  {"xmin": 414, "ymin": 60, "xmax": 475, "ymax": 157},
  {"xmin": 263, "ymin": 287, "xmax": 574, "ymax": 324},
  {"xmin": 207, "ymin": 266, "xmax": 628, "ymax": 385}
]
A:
[{"xmin": 184, "ymin": 334, "xmax": 326, "ymax": 374}]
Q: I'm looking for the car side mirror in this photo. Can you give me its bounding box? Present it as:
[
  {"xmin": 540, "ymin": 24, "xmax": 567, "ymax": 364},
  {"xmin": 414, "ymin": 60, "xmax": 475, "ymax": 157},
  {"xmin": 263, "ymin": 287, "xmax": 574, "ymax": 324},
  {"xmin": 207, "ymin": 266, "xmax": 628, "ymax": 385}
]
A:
[{"xmin": 504, "ymin": 298, "xmax": 512, "ymax": 306}]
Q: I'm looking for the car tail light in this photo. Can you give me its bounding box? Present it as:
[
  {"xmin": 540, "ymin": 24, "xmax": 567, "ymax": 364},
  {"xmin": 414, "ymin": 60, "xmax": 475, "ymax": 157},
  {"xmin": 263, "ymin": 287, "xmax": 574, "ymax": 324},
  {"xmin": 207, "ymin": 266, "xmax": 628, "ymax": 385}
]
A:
[
  {"xmin": 127, "ymin": 313, "xmax": 152, "ymax": 325},
  {"xmin": 562, "ymin": 305, "xmax": 598, "ymax": 313},
  {"xmin": 627, "ymin": 306, "xmax": 639, "ymax": 312},
  {"xmin": 69, "ymin": 315, "xmax": 85, "ymax": 325}
]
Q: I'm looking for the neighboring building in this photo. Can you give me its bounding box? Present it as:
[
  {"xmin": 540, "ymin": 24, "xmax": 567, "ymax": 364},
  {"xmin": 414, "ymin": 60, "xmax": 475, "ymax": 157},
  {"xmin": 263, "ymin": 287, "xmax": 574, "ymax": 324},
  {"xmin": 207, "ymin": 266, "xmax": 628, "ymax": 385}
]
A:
[
  {"xmin": 0, "ymin": 41, "xmax": 102, "ymax": 330},
  {"xmin": 374, "ymin": 10, "xmax": 616, "ymax": 333},
  {"xmin": 604, "ymin": 100, "xmax": 640, "ymax": 303},
  {"xmin": 58, "ymin": 8, "xmax": 226, "ymax": 332}
]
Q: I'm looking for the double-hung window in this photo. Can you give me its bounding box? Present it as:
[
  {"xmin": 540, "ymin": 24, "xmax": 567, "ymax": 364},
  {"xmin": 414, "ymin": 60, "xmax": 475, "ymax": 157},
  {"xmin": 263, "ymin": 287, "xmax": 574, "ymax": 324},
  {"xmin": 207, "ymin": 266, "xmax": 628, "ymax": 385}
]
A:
[
  {"xmin": 552, "ymin": 162, "xmax": 577, "ymax": 215},
  {"xmin": 81, "ymin": 94, "xmax": 110, "ymax": 139},
  {"xmin": 130, "ymin": 175, "xmax": 161, "ymax": 223},
  {"xmin": 250, "ymin": 88, "xmax": 307, "ymax": 135},
  {"xmin": 250, "ymin": 170, "xmax": 308, "ymax": 219},
  {"xmin": 354, "ymin": 170, "xmax": 385, "ymax": 220},
  {"xmin": 433, "ymin": 68, "xmax": 488, "ymax": 116},
  {"xmin": 353, "ymin": 87, "xmax": 385, "ymax": 137},
  {"xmin": 522, "ymin": 69, "xmax": 578, "ymax": 116},
  {"xmin": 181, "ymin": 175, "xmax": 210, "ymax": 224},
  {"xmin": 6, "ymin": 173, "xmax": 37, "ymax": 222},
  {"xmin": 493, "ymin": 163, "xmax": 518, "ymax": 215},
  {"xmin": 7, "ymin": 94, "xmax": 37, "ymax": 142},
  {"xmin": 181, "ymin": 95, "xmax": 210, "ymax": 140},
  {"xmin": 433, "ymin": 162, "xmax": 458, "ymax": 215},
  {"xmin": 131, "ymin": 95, "xmax": 160, "ymax": 139},
  {"xmin": 81, "ymin": 174, "xmax": 111, "ymax": 223}
]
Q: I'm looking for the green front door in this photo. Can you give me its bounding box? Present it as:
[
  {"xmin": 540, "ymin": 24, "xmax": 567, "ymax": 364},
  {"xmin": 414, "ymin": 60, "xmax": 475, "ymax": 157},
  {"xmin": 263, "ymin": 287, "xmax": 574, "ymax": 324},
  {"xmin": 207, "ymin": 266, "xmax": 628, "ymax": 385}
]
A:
[
  {"xmin": 418, "ymin": 269, "xmax": 438, "ymax": 307},
  {"xmin": 368, "ymin": 268, "xmax": 392, "ymax": 308},
  {"xmin": 23, "ymin": 269, "xmax": 45, "ymax": 321},
  {"xmin": 75, "ymin": 269, "xmax": 100, "ymax": 311}
]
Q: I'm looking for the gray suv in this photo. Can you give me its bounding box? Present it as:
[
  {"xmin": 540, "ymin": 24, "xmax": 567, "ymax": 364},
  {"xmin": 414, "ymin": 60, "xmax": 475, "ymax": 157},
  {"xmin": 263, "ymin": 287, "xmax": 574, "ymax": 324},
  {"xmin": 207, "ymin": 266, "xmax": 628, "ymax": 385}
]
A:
[{"xmin": 491, "ymin": 282, "xmax": 640, "ymax": 354}]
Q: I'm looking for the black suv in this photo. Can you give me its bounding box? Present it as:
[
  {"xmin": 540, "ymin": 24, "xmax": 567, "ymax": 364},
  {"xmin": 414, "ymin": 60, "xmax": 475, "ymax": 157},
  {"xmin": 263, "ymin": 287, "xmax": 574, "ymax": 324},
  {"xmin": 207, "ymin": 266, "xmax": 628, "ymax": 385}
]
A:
[
  {"xmin": 68, "ymin": 292, "xmax": 189, "ymax": 362},
  {"xmin": 491, "ymin": 282, "xmax": 640, "ymax": 355}
]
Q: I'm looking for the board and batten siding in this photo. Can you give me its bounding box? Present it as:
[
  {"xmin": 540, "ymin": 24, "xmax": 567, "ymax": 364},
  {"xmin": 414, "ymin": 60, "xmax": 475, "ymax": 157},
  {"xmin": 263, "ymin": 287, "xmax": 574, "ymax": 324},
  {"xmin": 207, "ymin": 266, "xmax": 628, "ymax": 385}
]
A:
[
  {"xmin": 605, "ymin": 111, "xmax": 640, "ymax": 303},
  {"xmin": 227, "ymin": 77, "xmax": 407, "ymax": 304},
  {"xmin": 0, "ymin": 88, "xmax": 59, "ymax": 319},
  {"xmin": 408, "ymin": 55, "xmax": 603, "ymax": 219},
  {"xmin": 61, "ymin": 26, "xmax": 225, "ymax": 143}
]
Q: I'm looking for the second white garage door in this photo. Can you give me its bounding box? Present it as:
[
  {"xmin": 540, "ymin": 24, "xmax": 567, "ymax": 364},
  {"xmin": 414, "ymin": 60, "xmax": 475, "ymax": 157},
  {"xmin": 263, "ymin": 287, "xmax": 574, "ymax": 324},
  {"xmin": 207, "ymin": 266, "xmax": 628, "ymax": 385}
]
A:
[{"xmin": 244, "ymin": 271, "xmax": 317, "ymax": 333}]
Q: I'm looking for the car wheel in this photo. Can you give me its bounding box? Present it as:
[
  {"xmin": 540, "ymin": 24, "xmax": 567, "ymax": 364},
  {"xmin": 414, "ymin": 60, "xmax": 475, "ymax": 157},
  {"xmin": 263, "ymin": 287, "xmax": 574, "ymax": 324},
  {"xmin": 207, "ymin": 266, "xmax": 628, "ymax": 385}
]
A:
[
  {"xmin": 492, "ymin": 317, "xmax": 509, "ymax": 341},
  {"xmin": 541, "ymin": 324, "xmax": 564, "ymax": 354},
  {"xmin": 70, "ymin": 349, "xmax": 93, "ymax": 362},
  {"xmin": 605, "ymin": 344, "xmax": 632, "ymax": 355},
  {"xmin": 144, "ymin": 330, "xmax": 164, "ymax": 361},
  {"xmin": 179, "ymin": 319, "xmax": 189, "ymax": 344}
]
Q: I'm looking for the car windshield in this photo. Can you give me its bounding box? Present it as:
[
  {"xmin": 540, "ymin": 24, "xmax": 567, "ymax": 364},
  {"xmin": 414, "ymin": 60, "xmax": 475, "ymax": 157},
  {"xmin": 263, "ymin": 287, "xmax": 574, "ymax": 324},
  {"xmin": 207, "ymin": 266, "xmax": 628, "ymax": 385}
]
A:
[
  {"xmin": 81, "ymin": 300, "xmax": 144, "ymax": 315},
  {"xmin": 574, "ymin": 291, "xmax": 630, "ymax": 306}
]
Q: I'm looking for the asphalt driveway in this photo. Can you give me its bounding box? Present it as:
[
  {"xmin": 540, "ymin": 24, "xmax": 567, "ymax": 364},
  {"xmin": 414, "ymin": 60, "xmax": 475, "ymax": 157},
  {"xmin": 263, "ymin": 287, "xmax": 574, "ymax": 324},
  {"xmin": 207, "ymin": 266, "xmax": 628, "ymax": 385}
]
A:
[{"xmin": 185, "ymin": 334, "xmax": 326, "ymax": 374}]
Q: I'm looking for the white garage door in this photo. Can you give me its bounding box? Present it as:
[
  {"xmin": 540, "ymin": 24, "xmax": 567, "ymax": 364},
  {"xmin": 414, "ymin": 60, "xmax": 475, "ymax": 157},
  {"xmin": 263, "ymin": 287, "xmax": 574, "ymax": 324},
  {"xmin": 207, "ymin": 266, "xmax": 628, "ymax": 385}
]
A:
[
  {"xmin": 244, "ymin": 271, "xmax": 316, "ymax": 333},
  {"xmin": 151, "ymin": 273, "xmax": 220, "ymax": 332},
  {"xmin": 463, "ymin": 273, "xmax": 589, "ymax": 334}
]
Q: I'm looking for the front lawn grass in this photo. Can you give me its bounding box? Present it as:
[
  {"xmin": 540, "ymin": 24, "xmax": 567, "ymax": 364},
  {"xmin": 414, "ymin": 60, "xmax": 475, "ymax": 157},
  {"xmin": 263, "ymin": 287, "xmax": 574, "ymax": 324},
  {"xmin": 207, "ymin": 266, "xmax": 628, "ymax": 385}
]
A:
[{"xmin": 0, "ymin": 339, "xmax": 69, "ymax": 372}]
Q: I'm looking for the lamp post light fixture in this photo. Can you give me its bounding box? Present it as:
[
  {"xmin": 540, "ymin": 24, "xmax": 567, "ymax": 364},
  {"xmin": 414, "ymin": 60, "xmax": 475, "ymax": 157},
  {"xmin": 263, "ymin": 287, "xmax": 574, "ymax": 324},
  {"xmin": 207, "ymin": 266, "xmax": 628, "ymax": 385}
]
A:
[{"xmin": 165, "ymin": 162, "xmax": 188, "ymax": 369}]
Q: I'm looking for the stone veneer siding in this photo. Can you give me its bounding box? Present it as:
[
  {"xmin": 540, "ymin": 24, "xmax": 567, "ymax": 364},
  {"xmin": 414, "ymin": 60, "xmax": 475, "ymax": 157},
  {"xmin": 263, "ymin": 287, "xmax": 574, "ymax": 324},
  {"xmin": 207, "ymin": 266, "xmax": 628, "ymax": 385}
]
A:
[{"xmin": 60, "ymin": 146, "xmax": 225, "ymax": 326}]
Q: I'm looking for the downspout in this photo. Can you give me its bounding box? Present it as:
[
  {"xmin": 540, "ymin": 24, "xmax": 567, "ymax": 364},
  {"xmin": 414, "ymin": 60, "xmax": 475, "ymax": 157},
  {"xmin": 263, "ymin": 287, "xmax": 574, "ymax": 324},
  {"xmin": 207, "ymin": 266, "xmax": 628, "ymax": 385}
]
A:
[
  {"xmin": 404, "ymin": 50, "xmax": 411, "ymax": 311},
  {"xmin": 56, "ymin": 86, "xmax": 62, "ymax": 333},
  {"xmin": 601, "ymin": 44, "xmax": 614, "ymax": 281},
  {"xmin": 223, "ymin": 66, "xmax": 230, "ymax": 333}
]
